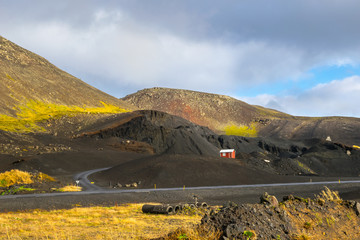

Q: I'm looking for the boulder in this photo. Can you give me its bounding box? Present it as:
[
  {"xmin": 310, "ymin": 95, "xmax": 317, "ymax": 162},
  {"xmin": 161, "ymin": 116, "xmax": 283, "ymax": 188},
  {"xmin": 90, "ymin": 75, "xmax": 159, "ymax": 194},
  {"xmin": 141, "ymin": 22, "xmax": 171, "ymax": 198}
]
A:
[
  {"xmin": 260, "ymin": 192, "xmax": 279, "ymax": 207},
  {"xmin": 355, "ymin": 202, "xmax": 360, "ymax": 216}
]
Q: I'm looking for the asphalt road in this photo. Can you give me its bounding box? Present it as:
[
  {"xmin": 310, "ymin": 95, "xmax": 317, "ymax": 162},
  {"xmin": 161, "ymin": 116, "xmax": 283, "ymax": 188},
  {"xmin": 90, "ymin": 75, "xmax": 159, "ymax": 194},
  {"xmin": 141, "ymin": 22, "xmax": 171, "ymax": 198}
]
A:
[
  {"xmin": 73, "ymin": 167, "xmax": 360, "ymax": 193},
  {"xmin": 0, "ymin": 167, "xmax": 360, "ymax": 212},
  {"xmin": 73, "ymin": 167, "xmax": 111, "ymax": 191}
]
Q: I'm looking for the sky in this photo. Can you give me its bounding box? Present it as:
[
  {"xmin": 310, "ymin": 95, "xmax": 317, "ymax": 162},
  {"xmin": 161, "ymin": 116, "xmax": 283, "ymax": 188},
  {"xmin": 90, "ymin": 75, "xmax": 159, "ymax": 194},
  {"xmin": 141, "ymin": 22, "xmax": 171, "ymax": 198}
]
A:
[{"xmin": 1, "ymin": 0, "xmax": 360, "ymax": 117}]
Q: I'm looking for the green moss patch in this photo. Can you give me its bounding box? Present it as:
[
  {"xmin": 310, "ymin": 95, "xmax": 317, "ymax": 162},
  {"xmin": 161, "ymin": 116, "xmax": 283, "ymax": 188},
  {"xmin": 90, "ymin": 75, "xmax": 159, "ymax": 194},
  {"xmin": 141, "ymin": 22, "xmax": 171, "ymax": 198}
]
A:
[{"xmin": 224, "ymin": 123, "xmax": 258, "ymax": 137}]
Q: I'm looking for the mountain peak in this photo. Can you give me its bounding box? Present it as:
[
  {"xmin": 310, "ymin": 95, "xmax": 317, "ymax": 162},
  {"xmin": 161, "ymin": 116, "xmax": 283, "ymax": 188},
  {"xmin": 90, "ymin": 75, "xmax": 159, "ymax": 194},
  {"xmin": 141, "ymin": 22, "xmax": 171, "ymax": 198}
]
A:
[
  {"xmin": 0, "ymin": 35, "xmax": 48, "ymax": 67},
  {"xmin": 0, "ymin": 36, "xmax": 133, "ymax": 116},
  {"xmin": 122, "ymin": 87, "xmax": 360, "ymax": 145},
  {"xmin": 122, "ymin": 87, "xmax": 287, "ymax": 133}
]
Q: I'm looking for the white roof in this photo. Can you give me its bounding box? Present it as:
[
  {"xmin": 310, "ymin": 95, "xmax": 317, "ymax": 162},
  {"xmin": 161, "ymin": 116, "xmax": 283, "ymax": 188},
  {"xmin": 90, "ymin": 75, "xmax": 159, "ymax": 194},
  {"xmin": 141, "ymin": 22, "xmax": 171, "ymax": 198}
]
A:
[{"xmin": 220, "ymin": 149, "xmax": 235, "ymax": 153}]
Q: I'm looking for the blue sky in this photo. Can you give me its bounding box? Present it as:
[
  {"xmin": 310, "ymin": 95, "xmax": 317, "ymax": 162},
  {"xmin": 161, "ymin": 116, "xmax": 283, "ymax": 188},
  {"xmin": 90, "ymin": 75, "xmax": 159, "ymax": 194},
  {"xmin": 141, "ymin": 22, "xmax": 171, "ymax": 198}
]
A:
[
  {"xmin": 242, "ymin": 64, "xmax": 360, "ymax": 97},
  {"xmin": 1, "ymin": 0, "xmax": 360, "ymax": 117}
]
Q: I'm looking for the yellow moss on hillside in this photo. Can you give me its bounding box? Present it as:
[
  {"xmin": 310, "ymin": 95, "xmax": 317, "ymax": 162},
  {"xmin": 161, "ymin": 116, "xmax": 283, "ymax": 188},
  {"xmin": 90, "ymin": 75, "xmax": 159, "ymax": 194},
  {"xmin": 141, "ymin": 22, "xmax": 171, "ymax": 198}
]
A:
[
  {"xmin": 224, "ymin": 123, "xmax": 258, "ymax": 137},
  {"xmin": 0, "ymin": 114, "xmax": 44, "ymax": 132},
  {"xmin": 297, "ymin": 161, "xmax": 317, "ymax": 175},
  {"xmin": 0, "ymin": 100, "xmax": 130, "ymax": 133}
]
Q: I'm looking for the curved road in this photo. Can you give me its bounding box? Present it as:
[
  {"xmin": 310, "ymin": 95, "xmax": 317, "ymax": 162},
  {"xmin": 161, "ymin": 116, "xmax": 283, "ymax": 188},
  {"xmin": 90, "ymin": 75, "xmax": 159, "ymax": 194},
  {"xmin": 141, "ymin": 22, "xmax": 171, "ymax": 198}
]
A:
[
  {"xmin": 71, "ymin": 167, "xmax": 360, "ymax": 193},
  {"xmin": 73, "ymin": 167, "xmax": 111, "ymax": 191},
  {"xmin": 0, "ymin": 167, "xmax": 360, "ymax": 211},
  {"xmin": 1, "ymin": 167, "xmax": 360, "ymax": 196}
]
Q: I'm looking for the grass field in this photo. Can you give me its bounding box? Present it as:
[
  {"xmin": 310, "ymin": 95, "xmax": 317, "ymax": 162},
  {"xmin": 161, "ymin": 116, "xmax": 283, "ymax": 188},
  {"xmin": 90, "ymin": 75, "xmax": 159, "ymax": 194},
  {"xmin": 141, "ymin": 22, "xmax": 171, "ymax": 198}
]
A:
[{"xmin": 0, "ymin": 204, "xmax": 202, "ymax": 240}]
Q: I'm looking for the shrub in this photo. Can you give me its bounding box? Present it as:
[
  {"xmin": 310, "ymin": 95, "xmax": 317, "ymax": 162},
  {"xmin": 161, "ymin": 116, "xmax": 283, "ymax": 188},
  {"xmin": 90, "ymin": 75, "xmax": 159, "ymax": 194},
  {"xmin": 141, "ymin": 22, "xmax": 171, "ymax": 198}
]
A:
[
  {"xmin": 0, "ymin": 170, "xmax": 56, "ymax": 188},
  {"xmin": 0, "ymin": 169, "xmax": 33, "ymax": 187},
  {"xmin": 315, "ymin": 187, "xmax": 341, "ymax": 203},
  {"xmin": 304, "ymin": 221, "xmax": 312, "ymax": 229},
  {"xmin": 243, "ymin": 230, "xmax": 257, "ymax": 240},
  {"xmin": 35, "ymin": 172, "xmax": 56, "ymax": 182}
]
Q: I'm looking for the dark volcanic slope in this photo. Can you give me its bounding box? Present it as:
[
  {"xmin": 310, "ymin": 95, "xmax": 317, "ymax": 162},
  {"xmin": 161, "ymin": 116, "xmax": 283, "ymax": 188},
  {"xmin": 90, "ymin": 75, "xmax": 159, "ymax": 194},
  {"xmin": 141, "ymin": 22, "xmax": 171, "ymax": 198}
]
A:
[
  {"xmin": 81, "ymin": 110, "xmax": 360, "ymax": 178},
  {"xmin": 92, "ymin": 154, "xmax": 289, "ymax": 189},
  {"xmin": 122, "ymin": 87, "xmax": 360, "ymax": 146},
  {"xmin": 0, "ymin": 36, "xmax": 133, "ymax": 115},
  {"xmin": 80, "ymin": 110, "xmax": 219, "ymax": 156}
]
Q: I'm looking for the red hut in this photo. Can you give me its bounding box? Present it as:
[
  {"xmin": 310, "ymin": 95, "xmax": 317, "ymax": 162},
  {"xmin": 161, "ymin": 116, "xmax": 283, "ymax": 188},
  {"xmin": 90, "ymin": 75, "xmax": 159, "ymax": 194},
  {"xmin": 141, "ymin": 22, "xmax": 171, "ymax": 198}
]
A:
[{"xmin": 219, "ymin": 149, "xmax": 236, "ymax": 158}]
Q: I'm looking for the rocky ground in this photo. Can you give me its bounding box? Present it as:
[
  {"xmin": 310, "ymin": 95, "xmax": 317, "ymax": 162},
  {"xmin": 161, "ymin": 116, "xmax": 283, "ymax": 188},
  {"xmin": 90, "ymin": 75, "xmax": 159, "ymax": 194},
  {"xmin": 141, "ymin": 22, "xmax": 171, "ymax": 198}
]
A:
[{"xmin": 161, "ymin": 189, "xmax": 360, "ymax": 240}]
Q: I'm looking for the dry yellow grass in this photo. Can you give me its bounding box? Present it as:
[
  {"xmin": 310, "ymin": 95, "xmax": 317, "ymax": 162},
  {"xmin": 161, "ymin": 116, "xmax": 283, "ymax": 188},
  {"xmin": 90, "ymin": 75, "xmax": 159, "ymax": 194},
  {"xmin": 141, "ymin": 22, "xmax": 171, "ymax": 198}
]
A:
[
  {"xmin": 0, "ymin": 169, "xmax": 33, "ymax": 187},
  {"xmin": 35, "ymin": 172, "xmax": 56, "ymax": 182},
  {"xmin": 164, "ymin": 225, "xmax": 221, "ymax": 240},
  {"xmin": 58, "ymin": 185, "xmax": 82, "ymax": 192},
  {"xmin": 316, "ymin": 187, "xmax": 341, "ymax": 202},
  {"xmin": 0, "ymin": 203, "xmax": 202, "ymax": 239},
  {"xmin": 0, "ymin": 169, "xmax": 55, "ymax": 188}
]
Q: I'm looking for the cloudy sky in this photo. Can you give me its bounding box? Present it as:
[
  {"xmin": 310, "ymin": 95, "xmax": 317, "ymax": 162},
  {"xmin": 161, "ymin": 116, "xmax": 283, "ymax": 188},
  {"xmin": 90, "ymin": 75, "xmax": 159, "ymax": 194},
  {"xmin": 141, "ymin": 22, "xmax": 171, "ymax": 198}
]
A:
[{"xmin": 1, "ymin": 0, "xmax": 360, "ymax": 117}]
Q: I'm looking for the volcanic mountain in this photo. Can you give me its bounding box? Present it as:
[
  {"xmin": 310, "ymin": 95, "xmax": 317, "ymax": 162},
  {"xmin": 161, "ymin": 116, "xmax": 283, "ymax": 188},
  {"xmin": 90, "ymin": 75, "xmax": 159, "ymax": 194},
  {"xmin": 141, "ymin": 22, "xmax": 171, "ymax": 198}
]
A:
[
  {"xmin": 122, "ymin": 87, "xmax": 360, "ymax": 146},
  {"xmin": 0, "ymin": 35, "xmax": 133, "ymax": 116},
  {"xmin": 0, "ymin": 35, "xmax": 360, "ymax": 196}
]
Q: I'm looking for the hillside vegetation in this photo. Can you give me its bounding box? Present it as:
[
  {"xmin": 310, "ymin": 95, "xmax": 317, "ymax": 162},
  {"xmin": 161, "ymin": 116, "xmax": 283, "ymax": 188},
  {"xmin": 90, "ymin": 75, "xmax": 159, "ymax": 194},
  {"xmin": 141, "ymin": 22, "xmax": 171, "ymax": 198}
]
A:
[{"xmin": 0, "ymin": 100, "xmax": 129, "ymax": 133}]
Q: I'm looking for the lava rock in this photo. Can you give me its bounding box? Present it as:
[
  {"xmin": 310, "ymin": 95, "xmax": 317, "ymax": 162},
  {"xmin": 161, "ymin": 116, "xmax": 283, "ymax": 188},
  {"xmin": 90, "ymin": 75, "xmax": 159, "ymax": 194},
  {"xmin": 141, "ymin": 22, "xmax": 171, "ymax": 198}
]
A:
[{"xmin": 260, "ymin": 192, "xmax": 279, "ymax": 207}]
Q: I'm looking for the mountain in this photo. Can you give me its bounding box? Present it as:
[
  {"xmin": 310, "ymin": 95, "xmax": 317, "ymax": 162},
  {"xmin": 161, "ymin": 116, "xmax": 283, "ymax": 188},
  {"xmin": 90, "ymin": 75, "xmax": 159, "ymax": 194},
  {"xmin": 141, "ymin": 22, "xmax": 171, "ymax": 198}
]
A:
[
  {"xmin": 0, "ymin": 35, "xmax": 133, "ymax": 116},
  {"xmin": 122, "ymin": 87, "xmax": 360, "ymax": 146},
  {"xmin": 81, "ymin": 109, "xmax": 360, "ymax": 185},
  {"xmin": 122, "ymin": 87, "xmax": 290, "ymax": 130}
]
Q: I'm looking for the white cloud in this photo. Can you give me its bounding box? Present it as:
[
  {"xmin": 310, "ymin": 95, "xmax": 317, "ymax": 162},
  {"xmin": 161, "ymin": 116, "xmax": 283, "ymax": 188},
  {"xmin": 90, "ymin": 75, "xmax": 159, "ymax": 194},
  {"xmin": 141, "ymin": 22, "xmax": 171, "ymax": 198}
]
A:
[
  {"xmin": 1, "ymin": 9, "xmax": 310, "ymax": 96},
  {"xmin": 1, "ymin": 0, "xmax": 360, "ymax": 118},
  {"xmin": 242, "ymin": 76, "xmax": 360, "ymax": 117}
]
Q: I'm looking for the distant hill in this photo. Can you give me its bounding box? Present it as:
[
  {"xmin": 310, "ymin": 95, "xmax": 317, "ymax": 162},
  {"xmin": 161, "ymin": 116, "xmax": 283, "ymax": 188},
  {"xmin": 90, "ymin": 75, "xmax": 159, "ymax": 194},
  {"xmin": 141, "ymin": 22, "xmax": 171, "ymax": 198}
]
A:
[
  {"xmin": 122, "ymin": 87, "xmax": 360, "ymax": 145},
  {"xmin": 0, "ymin": 35, "xmax": 133, "ymax": 116}
]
